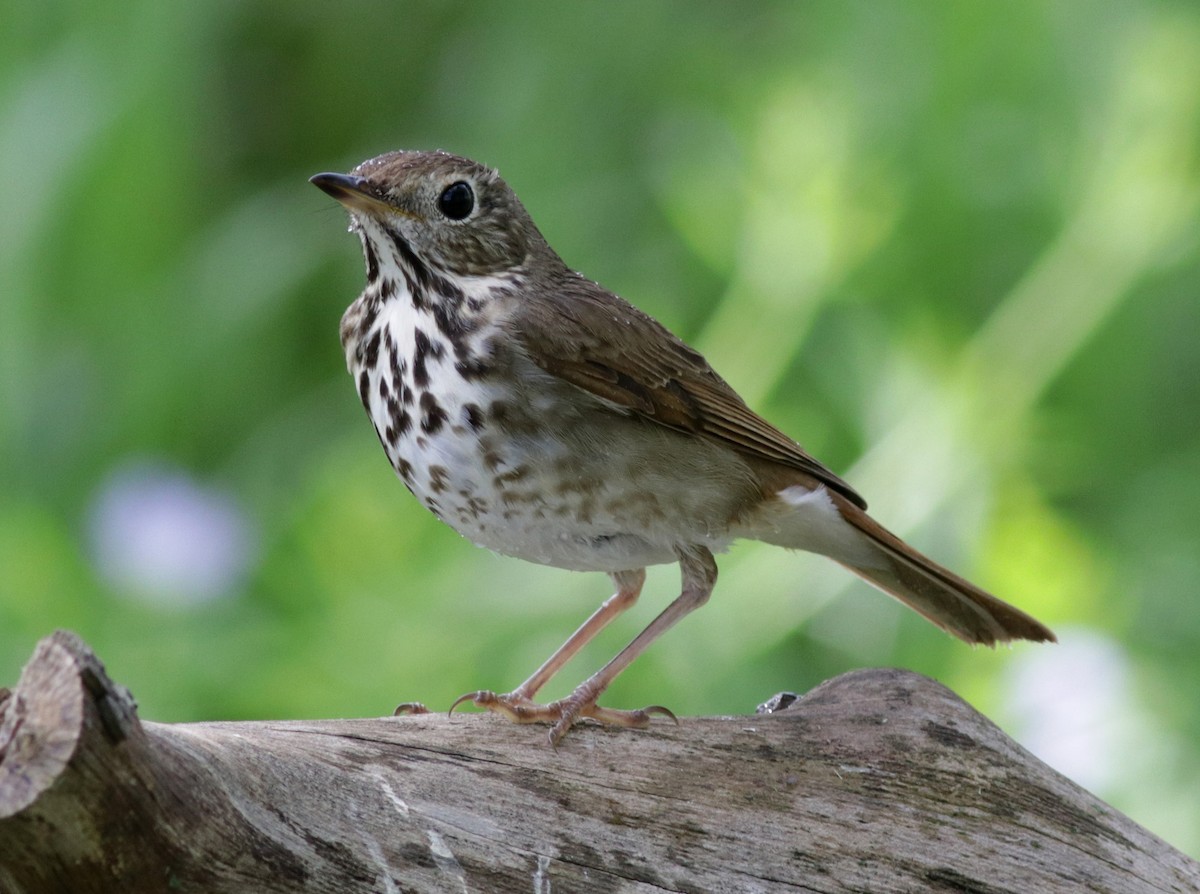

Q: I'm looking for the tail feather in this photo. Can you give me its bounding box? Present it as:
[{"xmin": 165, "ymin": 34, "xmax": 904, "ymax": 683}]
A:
[{"xmin": 831, "ymin": 494, "xmax": 1055, "ymax": 646}]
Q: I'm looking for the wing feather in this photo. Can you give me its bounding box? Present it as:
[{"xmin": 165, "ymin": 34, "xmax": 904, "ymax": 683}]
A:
[{"xmin": 510, "ymin": 271, "xmax": 867, "ymax": 509}]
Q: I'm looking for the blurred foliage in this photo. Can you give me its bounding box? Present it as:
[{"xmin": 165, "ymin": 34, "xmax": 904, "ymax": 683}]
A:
[{"xmin": 2, "ymin": 0, "xmax": 1199, "ymax": 855}]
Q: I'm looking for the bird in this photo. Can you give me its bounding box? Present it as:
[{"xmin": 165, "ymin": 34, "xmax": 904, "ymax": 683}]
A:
[{"xmin": 310, "ymin": 150, "xmax": 1055, "ymax": 744}]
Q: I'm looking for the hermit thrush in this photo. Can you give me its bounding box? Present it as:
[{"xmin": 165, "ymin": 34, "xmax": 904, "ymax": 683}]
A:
[{"xmin": 311, "ymin": 150, "xmax": 1054, "ymax": 744}]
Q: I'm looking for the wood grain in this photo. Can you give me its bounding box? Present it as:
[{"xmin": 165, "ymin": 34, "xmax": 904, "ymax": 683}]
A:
[{"xmin": 0, "ymin": 630, "xmax": 1195, "ymax": 893}]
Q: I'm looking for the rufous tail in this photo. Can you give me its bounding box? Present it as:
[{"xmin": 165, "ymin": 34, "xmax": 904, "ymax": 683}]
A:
[{"xmin": 830, "ymin": 493, "xmax": 1055, "ymax": 646}]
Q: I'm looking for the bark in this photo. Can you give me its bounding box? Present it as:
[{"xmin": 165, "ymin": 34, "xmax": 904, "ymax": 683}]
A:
[{"xmin": 0, "ymin": 630, "xmax": 1196, "ymax": 893}]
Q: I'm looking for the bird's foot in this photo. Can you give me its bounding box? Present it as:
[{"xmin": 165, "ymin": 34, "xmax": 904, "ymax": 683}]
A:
[{"xmin": 449, "ymin": 687, "xmax": 676, "ymax": 745}]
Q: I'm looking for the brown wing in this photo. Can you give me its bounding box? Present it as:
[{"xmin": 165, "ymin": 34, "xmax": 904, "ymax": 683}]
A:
[{"xmin": 509, "ymin": 270, "xmax": 867, "ymax": 509}]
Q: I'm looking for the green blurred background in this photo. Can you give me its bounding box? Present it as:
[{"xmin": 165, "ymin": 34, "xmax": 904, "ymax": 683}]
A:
[{"xmin": 3, "ymin": 0, "xmax": 1199, "ymax": 855}]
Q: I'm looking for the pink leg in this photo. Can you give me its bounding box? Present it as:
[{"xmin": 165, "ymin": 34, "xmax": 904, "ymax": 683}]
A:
[
  {"xmin": 548, "ymin": 547, "xmax": 717, "ymax": 743},
  {"xmin": 513, "ymin": 568, "xmax": 646, "ymax": 701},
  {"xmin": 452, "ymin": 547, "xmax": 718, "ymax": 745},
  {"xmin": 449, "ymin": 568, "xmax": 645, "ymax": 721}
]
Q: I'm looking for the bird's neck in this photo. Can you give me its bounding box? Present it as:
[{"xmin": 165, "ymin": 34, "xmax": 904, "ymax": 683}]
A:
[{"xmin": 340, "ymin": 235, "xmax": 525, "ymax": 388}]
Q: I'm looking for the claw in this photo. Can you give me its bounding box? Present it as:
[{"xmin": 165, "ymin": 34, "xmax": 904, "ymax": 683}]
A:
[
  {"xmin": 447, "ymin": 691, "xmax": 479, "ymax": 718},
  {"xmin": 643, "ymin": 705, "xmax": 679, "ymax": 724},
  {"xmin": 449, "ymin": 690, "xmax": 551, "ymax": 724},
  {"xmin": 393, "ymin": 702, "xmax": 431, "ymax": 716}
]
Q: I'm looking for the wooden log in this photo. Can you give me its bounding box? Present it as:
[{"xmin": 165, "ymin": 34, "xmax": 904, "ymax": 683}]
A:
[{"xmin": 0, "ymin": 630, "xmax": 1196, "ymax": 893}]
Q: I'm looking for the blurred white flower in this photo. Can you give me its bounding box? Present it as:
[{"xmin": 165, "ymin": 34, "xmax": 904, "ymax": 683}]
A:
[
  {"xmin": 1001, "ymin": 627, "xmax": 1141, "ymax": 793},
  {"xmin": 88, "ymin": 460, "xmax": 256, "ymax": 606}
]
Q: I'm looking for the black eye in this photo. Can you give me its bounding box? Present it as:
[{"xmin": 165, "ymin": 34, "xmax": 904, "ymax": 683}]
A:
[{"xmin": 438, "ymin": 181, "xmax": 474, "ymax": 220}]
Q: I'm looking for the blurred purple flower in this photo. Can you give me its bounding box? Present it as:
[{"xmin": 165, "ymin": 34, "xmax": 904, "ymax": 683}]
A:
[{"xmin": 88, "ymin": 460, "xmax": 257, "ymax": 605}]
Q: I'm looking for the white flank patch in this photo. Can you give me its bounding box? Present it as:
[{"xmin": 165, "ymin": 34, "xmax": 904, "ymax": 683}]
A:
[{"xmin": 766, "ymin": 485, "xmax": 880, "ymax": 567}]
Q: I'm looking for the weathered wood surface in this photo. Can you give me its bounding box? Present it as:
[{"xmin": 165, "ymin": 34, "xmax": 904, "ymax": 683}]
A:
[{"xmin": 0, "ymin": 631, "xmax": 1196, "ymax": 893}]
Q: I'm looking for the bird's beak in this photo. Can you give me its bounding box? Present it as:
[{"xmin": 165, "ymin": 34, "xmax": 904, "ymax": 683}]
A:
[{"xmin": 310, "ymin": 172, "xmax": 411, "ymax": 217}]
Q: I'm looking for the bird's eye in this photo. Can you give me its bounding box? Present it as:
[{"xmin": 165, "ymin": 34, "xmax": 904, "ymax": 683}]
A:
[{"xmin": 438, "ymin": 181, "xmax": 475, "ymax": 220}]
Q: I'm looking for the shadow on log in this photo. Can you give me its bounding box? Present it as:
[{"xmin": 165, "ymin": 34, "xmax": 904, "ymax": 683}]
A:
[{"xmin": 0, "ymin": 630, "xmax": 1196, "ymax": 893}]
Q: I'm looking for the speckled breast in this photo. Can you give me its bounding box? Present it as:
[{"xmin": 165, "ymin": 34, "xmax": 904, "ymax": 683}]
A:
[{"xmin": 342, "ymin": 281, "xmax": 746, "ymax": 574}]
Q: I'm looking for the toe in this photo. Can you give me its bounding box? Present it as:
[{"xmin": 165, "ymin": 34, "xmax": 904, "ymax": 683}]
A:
[
  {"xmin": 450, "ymin": 690, "xmax": 561, "ymax": 725},
  {"xmin": 393, "ymin": 702, "xmax": 431, "ymax": 716},
  {"xmin": 582, "ymin": 703, "xmax": 678, "ymax": 729},
  {"xmin": 548, "ymin": 700, "xmax": 677, "ymax": 744}
]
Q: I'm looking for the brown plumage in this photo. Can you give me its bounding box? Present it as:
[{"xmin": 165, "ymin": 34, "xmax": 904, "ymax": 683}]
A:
[{"xmin": 312, "ymin": 149, "xmax": 1054, "ymax": 744}]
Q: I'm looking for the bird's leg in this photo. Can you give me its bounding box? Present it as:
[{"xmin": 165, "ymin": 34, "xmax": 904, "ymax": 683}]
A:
[
  {"xmin": 546, "ymin": 546, "xmax": 716, "ymax": 744},
  {"xmin": 513, "ymin": 568, "xmax": 646, "ymax": 702},
  {"xmin": 453, "ymin": 548, "xmax": 718, "ymax": 745},
  {"xmin": 449, "ymin": 569, "xmax": 645, "ymax": 720}
]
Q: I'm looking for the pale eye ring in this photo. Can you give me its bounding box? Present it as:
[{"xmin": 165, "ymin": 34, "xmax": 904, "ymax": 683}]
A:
[{"xmin": 438, "ymin": 181, "xmax": 475, "ymax": 220}]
